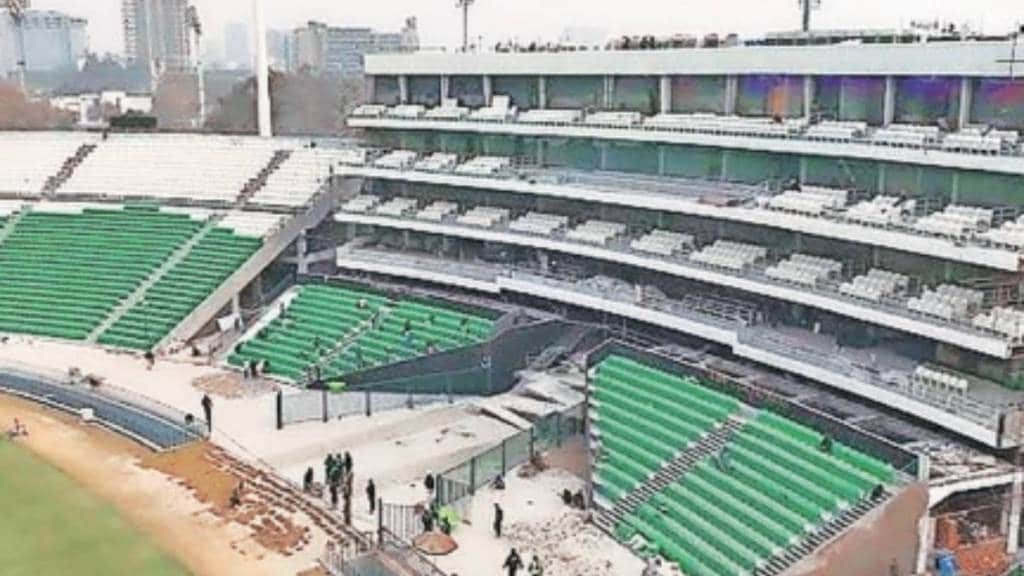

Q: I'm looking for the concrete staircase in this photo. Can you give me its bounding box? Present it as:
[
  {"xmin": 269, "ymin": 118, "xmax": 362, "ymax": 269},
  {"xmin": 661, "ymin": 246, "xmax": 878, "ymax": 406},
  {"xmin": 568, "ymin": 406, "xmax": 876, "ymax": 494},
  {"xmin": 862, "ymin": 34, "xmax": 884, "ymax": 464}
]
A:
[
  {"xmin": 754, "ymin": 489, "xmax": 894, "ymax": 576},
  {"xmin": 88, "ymin": 216, "xmax": 222, "ymax": 343},
  {"xmin": 237, "ymin": 149, "xmax": 292, "ymax": 205},
  {"xmin": 592, "ymin": 414, "xmax": 748, "ymax": 535},
  {"xmin": 42, "ymin": 143, "xmax": 97, "ymax": 195}
]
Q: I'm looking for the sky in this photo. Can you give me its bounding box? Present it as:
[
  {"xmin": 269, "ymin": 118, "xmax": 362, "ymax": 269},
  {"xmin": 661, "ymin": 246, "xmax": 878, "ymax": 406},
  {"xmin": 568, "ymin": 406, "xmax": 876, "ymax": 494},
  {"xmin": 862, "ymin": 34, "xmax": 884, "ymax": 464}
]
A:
[{"xmin": 31, "ymin": 0, "xmax": 1024, "ymax": 59}]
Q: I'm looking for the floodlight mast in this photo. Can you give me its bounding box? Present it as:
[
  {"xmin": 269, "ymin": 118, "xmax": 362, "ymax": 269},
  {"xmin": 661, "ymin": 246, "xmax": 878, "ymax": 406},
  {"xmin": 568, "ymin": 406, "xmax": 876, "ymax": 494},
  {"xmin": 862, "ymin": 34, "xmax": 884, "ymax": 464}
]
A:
[
  {"xmin": 799, "ymin": 0, "xmax": 821, "ymax": 33},
  {"xmin": 253, "ymin": 0, "xmax": 271, "ymax": 137},
  {"xmin": 3, "ymin": 0, "xmax": 27, "ymax": 91},
  {"xmin": 456, "ymin": 0, "xmax": 475, "ymax": 52}
]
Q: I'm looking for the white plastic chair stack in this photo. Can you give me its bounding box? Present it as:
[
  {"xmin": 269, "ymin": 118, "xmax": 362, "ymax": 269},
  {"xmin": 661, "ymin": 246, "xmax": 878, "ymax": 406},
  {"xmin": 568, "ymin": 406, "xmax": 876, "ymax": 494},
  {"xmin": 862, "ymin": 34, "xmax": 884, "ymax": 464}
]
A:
[
  {"xmin": 765, "ymin": 253, "xmax": 842, "ymax": 287},
  {"xmin": 689, "ymin": 240, "xmax": 767, "ymax": 271},
  {"xmin": 425, "ymin": 98, "xmax": 470, "ymax": 120},
  {"xmin": 583, "ymin": 111, "xmax": 643, "ymax": 129},
  {"xmin": 456, "ymin": 206, "xmax": 510, "ymax": 229},
  {"xmin": 566, "ymin": 220, "xmax": 628, "ymax": 246},
  {"xmin": 414, "ymin": 153, "xmax": 460, "ymax": 172},
  {"xmin": 839, "ymin": 268, "xmax": 910, "ymax": 303},
  {"xmin": 973, "ymin": 307, "xmax": 1024, "ymax": 339},
  {"xmin": 375, "ymin": 197, "xmax": 420, "ymax": 218},
  {"xmin": 374, "ymin": 150, "xmax": 420, "ymax": 170},
  {"xmin": 350, "ymin": 104, "xmax": 388, "ymax": 119},
  {"xmin": 469, "ymin": 95, "xmax": 518, "ymax": 122},
  {"xmin": 341, "ymin": 195, "xmax": 381, "ymax": 214},
  {"xmin": 509, "ymin": 212, "xmax": 570, "ymax": 236},
  {"xmin": 417, "ymin": 201, "xmax": 460, "ymax": 222},
  {"xmin": 518, "ymin": 109, "xmax": 583, "ymax": 125},
  {"xmin": 631, "ymin": 229, "xmax": 695, "ymax": 257},
  {"xmin": 454, "ymin": 156, "xmax": 513, "ymax": 177}
]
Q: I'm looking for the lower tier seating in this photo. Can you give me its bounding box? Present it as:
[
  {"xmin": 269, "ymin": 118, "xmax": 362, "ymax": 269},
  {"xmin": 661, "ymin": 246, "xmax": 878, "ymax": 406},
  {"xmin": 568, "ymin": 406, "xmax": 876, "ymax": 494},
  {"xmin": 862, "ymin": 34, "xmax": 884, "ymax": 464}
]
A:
[
  {"xmin": 98, "ymin": 227, "xmax": 263, "ymax": 351},
  {"xmin": 0, "ymin": 205, "xmax": 202, "ymax": 341},
  {"xmin": 229, "ymin": 284, "xmax": 390, "ymax": 381},
  {"xmin": 322, "ymin": 299, "xmax": 497, "ymax": 380},
  {"xmin": 592, "ymin": 355, "xmax": 896, "ymax": 576}
]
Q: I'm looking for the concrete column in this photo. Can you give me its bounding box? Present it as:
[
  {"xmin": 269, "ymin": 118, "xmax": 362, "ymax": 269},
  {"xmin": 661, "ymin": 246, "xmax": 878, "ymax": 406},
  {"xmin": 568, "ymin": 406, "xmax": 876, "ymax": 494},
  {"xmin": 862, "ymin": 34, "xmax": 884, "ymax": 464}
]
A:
[
  {"xmin": 720, "ymin": 150, "xmax": 730, "ymax": 180},
  {"xmin": 537, "ymin": 76, "xmax": 547, "ymax": 109},
  {"xmin": 837, "ymin": 79, "xmax": 847, "ymax": 120},
  {"xmin": 951, "ymin": 171, "xmax": 960, "ymax": 204},
  {"xmin": 440, "ymin": 75, "xmax": 451, "ymax": 103},
  {"xmin": 798, "ymin": 157, "xmax": 808, "ymax": 183},
  {"xmin": 599, "ymin": 144, "xmax": 608, "ymax": 171},
  {"xmin": 915, "ymin": 515, "xmax": 935, "ymax": 575},
  {"xmin": 657, "ymin": 147, "xmax": 667, "ymax": 176},
  {"xmin": 483, "ymin": 75, "xmax": 493, "ymax": 106},
  {"xmin": 1008, "ymin": 475, "xmax": 1023, "ymax": 554},
  {"xmin": 883, "ymin": 75, "xmax": 896, "ymax": 126},
  {"xmin": 660, "ymin": 75, "xmax": 672, "ymax": 114},
  {"xmin": 603, "ymin": 75, "xmax": 614, "ymax": 109},
  {"xmin": 365, "ymin": 76, "xmax": 377, "ymax": 104},
  {"xmin": 538, "ymin": 250, "xmax": 550, "ymax": 273},
  {"xmin": 958, "ymin": 77, "xmax": 973, "ymax": 130},
  {"xmin": 803, "ymin": 75, "xmax": 814, "ymax": 119},
  {"xmin": 724, "ymin": 75, "xmax": 738, "ymax": 115},
  {"xmin": 536, "ymin": 139, "xmax": 545, "ymax": 165},
  {"xmin": 398, "ymin": 75, "xmax": 409, "ymax": 104},
  {"xmin": 253, "ymin": 0, "xmax": 272, "ymax": 138},
  {"xmin": 877, "ymin": 163, "xmax": 887, "ymax": 193},
  {"xmin": 231, "ymin": 294, "xmax": 241, "ymax": 316},
  {"xmin": 296, "ymin": 231, "xmax": 309, "ymax": 275}
]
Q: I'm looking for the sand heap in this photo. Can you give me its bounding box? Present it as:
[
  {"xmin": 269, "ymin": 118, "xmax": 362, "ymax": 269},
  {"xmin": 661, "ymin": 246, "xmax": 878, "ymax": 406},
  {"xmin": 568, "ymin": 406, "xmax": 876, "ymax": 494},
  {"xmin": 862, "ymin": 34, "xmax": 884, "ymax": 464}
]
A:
[{"xmin": 505, "ymin": 512, "xmax": 625, "ymax": 576}]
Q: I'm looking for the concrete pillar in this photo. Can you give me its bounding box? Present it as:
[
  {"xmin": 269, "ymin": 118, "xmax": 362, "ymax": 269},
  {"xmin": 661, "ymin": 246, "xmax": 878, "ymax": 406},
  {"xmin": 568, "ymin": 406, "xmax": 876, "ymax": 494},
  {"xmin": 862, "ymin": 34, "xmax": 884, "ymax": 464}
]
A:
[
  {"xmin": 657, "ymin": 147, "xmax": 667, "ymax": 176},
  {"xmin": 724, "ymin": 75, "xmax": 738, "ymax": 115},
  {"xmin": 536, "ymin": 139, "xmax": 545, "ymax": 165},
  {"xmin": 365, "ymin": 75, "xmax": 377, "ymax": 104},
  {"xmin": 231, "ymin": 293, "xmax": 241, "ymax": 317},
  {"xmin": 958, "ymin": 77, "xmax": 972, "ymax": 130},
  {"xmin": 599, "ymin": 144, "xmax": 608, "ymax": 171},
  {"xmin": 296, "ymin": 231, "xmax": 309, "ymax": 275},
  {"xmin": 538, "ymin": 250, "xmax": 550, "ymax": 273},
  {"xmin": 803, "ymin": 75, "xmax": 814, "ymax": 119},
  {"xmin": 660, "ymin": 75, "xmax": 672, "ymax": 114},
  {"xmin": 398, "ymin": 75, "xmax": 409, "ymax": 104},
  {"xmin": 483, "ymin": 75, "xmax": 493, "ymax": 106},
  {"xmin": 798, "ymin": 156, "xmax": 808, "ymax": 183},
  {"xmin": 915, "ymin": 515, "xmax": 935, "ymax": 575},
  {"xmin": 720, "ymin": 150, "xmax": 730, "ymax": 180},
  {"xmin": 634, "ymin": 284, "xmax": 644, "ymax": 304},
  {"xmin": 951, "ymin": 171, "xmax": 960, "ymax": 204},
  {"xmin": 538, "ymin": 76, "xmax": 547, "ymax": 109},
  {"xmin": 603, "ymin": 75, "xmax": 614, "ymax": 109},
  {"xmin": 883, "ymin": 75, "xmax": 896, "ymax": 126},
  {"xmin": 440, "ymin": 75, "xmax": 450, "ymax": 103},
  {"xmin": 253, "ymin": 0, "xmax": 272, "ymax": 138},
  {"xmin": 1008, "ymin": 475, "xmax": 1023, "ymax": 554},
  {"xmin": 877, "ymin": 163, "xmax": 887, "ymax": 193}
]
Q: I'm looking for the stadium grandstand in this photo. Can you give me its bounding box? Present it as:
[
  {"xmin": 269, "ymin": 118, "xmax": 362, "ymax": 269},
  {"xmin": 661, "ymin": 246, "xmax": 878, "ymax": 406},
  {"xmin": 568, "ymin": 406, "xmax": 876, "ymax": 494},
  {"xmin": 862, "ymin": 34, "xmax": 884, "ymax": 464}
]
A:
[{"xmin": 4, "ymin": 31, "xmax": 1024, "ymax": 576}]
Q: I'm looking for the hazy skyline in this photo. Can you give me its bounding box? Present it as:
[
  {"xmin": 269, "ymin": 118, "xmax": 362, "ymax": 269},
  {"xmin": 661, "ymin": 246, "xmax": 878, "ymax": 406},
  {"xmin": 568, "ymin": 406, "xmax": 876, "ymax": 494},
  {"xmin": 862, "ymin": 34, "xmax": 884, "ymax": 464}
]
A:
[{"xmin": 30, "ymin": 0, "xmax": 1024, "ymax": 59}]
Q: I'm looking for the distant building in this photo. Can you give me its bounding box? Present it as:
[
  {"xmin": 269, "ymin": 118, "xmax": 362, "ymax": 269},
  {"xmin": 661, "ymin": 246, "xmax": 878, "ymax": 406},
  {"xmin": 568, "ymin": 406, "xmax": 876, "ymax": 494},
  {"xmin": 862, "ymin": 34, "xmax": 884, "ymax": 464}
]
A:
[
  {"xmin": 0, "ymin": 9, "xmax": 87, "ymax": 77},
  {"xmin": 265, "ymin": 28, "xmax": 292, "ymax": 71},
  {"xmin": 122, "ymin": 0, "xmax": 194, "ymax": 75},
  {"xmin": 223, "ymin": 21, "xmax": 249, "ymax": 69},
  {"xmin": 289, "ymin": 17, "xmax": 418, "ymax": 77}
]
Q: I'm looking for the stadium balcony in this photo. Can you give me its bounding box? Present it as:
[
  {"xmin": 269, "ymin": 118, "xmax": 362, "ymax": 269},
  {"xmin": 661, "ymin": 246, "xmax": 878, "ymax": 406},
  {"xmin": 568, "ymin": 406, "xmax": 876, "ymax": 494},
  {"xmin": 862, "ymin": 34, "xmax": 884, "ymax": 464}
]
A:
[
  {"xmin": 228, "ymin": 282, "xmax": 499, "ymax": 384},
  {"xmin": 340, "ymin": 154, "xmax": 1024, "ymax": 272},
  {"xmin": 588, "ymin": 352, "xmax": 903, "ymax": 576},
  {"xmin": 346, "ymin": 104, "xmax": 1024, "ymax": 176},
  {"xmin": 334, "ymin": 204, "xmax": 1020, "ymax": 359},
  {"xmin": 333, "ymin": 247, "xmax": 1021, "ymax": 449}
]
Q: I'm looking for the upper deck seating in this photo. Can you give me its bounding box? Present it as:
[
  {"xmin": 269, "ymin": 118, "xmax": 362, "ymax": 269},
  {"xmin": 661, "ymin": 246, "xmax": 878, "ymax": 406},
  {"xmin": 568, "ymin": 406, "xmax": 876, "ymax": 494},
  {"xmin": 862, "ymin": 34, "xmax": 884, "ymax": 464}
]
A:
[
  {"xmin": 584, "ymin": 111, "xmax": 643, "ymax": 128},
  {"xmin": 414, "ymin": 153, "xmax": 460, "ymax": 172},
  {"xmin": 386, "ymin": 105, "xmax": 427, "ymax": 119},
  {"xmin": 456, "ymin": 206, "xmax": 509, "ymax": 229},
  {"xmin": 518, "ymin": 109, "xmax": 583, "ymax": 125},
  {"xmin": 425, "ymin": 99, "xmax": 470, "ymax": 120},
  {"xmin": 843, "ymin": 196, "xmax": 907, "ymax": 227},
  {"xmin": 907, "ymin": 284, "xmax": 985, "ymax": 321},
  {"xmin": 973, "ymin": 307, "xmax": 1024, "ymax": 339},
  {"xmin": 765, "ymin": 254, "xmax": 842, "ymax": 287},
  {"xmin": 839, "ymin": 268, "xmax": 910, "ymax": 303},
  {"xmin": 374, "ymin": 150, "xmax": 419, "ymax": 170},
  {"xmin": 630, "ymin": 229, "xmax": 694, "ymax": 257},
  {"xmin": 417, "ymin": 201, "xmax": 460, "ymax": 222},
  {"xmin": 913, "ymin": 205, "xmax": 994, "ymax": 238},
  {"xmin": 340, "ymin": 195, "xmax": 381, "ymax": 214},
  {"xmin": 248, "ymin": 149, "xmax": 347, "ymax": 208},
  {"xmin": 566, "ymin": 220, "xmax": 627, "ymax": 246},
  {"xmin": 508, "ymin": 212, "xmax": 570, "ymax": 236},
  {"xmin": 454, "ymin": 156, "xmax": 513, "ymax": 176},
  {"xmin": 0, "ymin": 204, "xmax": 204, "ymax": 341},
  {"xmin": 59, "ymin": 135, "xmax": 277, "ymax": 203},
  {"xmin": 350, "ymin": 104, "xmax": 388, "ymax": 119},
  {"xmin": 0, "ymin": 132, "xmax": 91, "ymax": 195},
  {"xmin": 375, "ymin": 197, "xmax": 420, "ymax": 218},
  {"xmin": 689, "ymin": 240, "xmax": 767, "ymax": 271},
  {"xmin": 469, "ymin": 95, "xmax": 518, "ymax": 122}
]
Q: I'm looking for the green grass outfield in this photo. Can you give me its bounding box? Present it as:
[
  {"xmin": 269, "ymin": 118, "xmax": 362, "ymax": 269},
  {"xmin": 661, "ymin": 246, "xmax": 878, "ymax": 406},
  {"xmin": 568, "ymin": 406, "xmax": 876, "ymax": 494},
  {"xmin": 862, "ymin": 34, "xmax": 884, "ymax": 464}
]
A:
[{"xmin": 0, "ymin": 440, "xmax": 190, "ymax": 576}]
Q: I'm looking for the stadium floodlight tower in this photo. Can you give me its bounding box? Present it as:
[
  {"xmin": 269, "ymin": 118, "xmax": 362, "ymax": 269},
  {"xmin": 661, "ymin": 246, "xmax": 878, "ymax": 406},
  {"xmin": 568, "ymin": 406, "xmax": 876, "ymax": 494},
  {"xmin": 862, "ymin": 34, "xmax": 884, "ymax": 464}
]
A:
[
  {"xmin": 799, "ymin": 0, "xmax": 821, "ymax": 33},
  {"xmin": 2, "ymin": 0, "xmax": 28, "ymax": 91},
  {"xmin": 252, "ymin": 0, "xmax": 272, "ymax": 138},
  {"xmin": 187, "ymin": 6, "xmax": 206, "ymax": 128},
  {"xmin": 456, "ymin": 0, "xmax": 475, "ymax": 52}
]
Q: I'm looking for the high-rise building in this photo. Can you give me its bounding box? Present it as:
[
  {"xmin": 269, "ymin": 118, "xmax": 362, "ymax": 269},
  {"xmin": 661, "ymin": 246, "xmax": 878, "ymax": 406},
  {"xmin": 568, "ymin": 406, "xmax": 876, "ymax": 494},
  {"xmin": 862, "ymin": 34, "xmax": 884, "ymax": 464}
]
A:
[
  {"xmin": 0, "ymin": 8, "xmax": 85, "ymax": 77},
  {"xmin": 288, "ymin": 17, "xmax": 418, "ymax": 77},
  {"xmin": 122, "ymin": 0, "xmax": 194, "ymax": 74},
  {"xmin": 265, "ymin": 28, "xmax": 291, "ymax": 71},
  {"xmin": 223, "ymin": 21, "xmax": 249, "ymax": 69}
]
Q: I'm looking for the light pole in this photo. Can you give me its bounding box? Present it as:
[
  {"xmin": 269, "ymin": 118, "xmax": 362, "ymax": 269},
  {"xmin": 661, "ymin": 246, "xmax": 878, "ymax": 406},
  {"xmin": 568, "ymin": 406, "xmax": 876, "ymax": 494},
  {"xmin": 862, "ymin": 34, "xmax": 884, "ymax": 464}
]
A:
[
  {"xmin": 798, "ymin": 0, "xmax": 821, "ymax": 33},
  {"xmin": 456, "ymin": 0, "xmax": 475, "ymax": 52},
  {"xmin": 3, "ymin": 0, "xmax": 27, "ymax": 91}
]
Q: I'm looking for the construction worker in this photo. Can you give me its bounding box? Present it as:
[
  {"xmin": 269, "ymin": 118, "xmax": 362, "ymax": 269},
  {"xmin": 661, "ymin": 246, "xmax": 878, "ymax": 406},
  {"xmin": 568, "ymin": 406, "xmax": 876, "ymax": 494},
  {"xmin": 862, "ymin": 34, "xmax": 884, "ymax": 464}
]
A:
[
  {"xmin": 503, "ymin": 548, "xmax": 524, "ymax": 576},
  {"xmin": 201, "ymin": 394, "xmax": 213, "ymax": 432},
  {"xmin": 528, "ymin": 554, "xmax": 544, "ymax": 576},
  {"xmin": 366, "ymin": 479, "xmax": 376, "ymax": 514},
  {"xmin": 493, "ymin": 503, "xmax": 504, "ymax": 538}
]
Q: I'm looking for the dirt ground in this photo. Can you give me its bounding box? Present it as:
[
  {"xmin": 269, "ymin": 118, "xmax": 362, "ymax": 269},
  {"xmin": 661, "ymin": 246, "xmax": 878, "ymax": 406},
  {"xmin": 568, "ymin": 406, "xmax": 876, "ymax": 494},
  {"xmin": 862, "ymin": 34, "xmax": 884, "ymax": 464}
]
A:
[{"xmin": 0, "ymin": 392, "xmax": 327, "ymax": 576}]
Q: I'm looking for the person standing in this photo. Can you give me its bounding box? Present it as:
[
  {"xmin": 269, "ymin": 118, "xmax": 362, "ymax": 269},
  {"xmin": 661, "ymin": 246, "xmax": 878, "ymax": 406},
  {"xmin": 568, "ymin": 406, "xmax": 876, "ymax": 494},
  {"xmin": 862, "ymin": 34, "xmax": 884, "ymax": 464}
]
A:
[
  {"xmin": 528, "ymin": 555, "xmax": 544, "ymax": 576},
  {"xmin": 366, "ymin": 479, "xmax": 376, "ymax": 514},
  {"xmin": 201, "ymin": 394, "xmax": 213, "ymax": 432},
  {"xmin": 493, "ymin": 503, "xmax": 504, "ymax": 538},
  {"xmin": 503, "ymin": 548, "xmax": 524, "ymax": 576}
]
